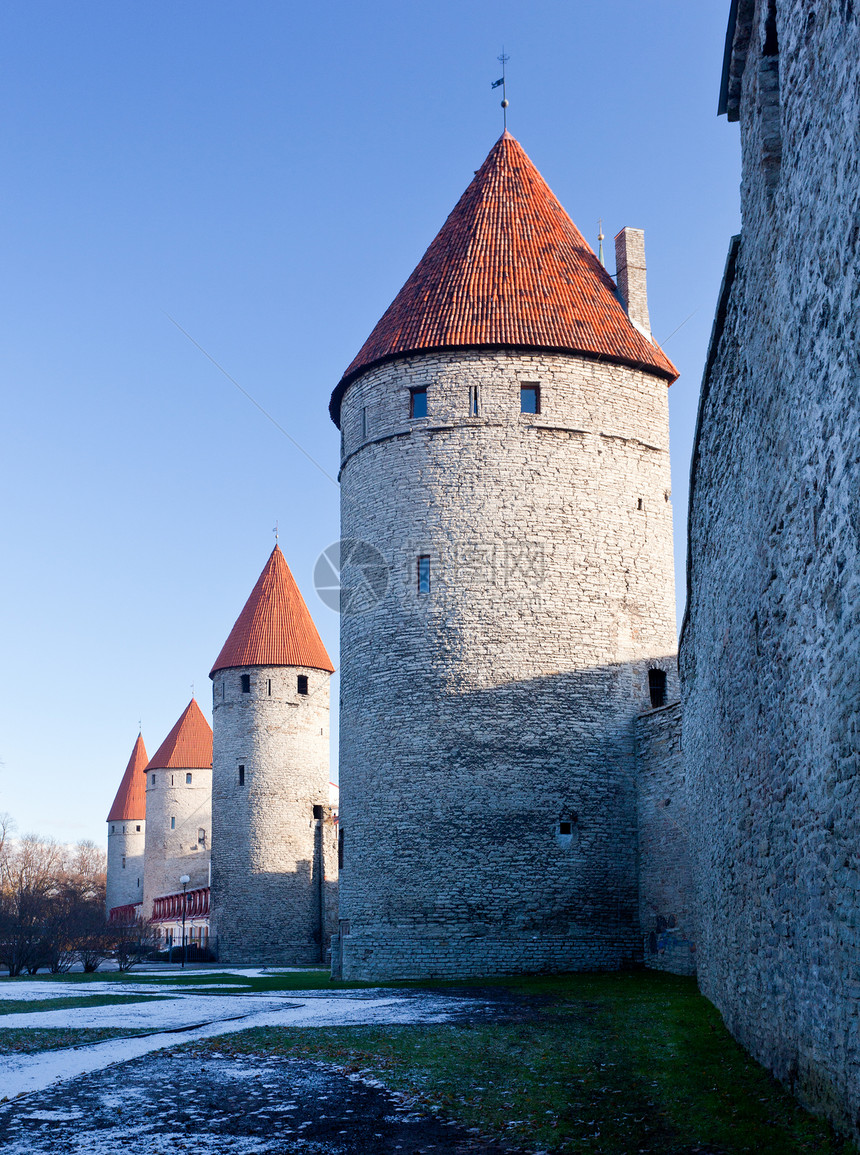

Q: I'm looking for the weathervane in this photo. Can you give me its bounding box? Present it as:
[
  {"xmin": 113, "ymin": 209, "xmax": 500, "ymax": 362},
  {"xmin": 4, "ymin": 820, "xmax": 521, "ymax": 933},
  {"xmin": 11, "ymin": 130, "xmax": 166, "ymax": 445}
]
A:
[
  {"xmin": 598, "ymin": 218, "xmax": 606, "ymax": 268},
  {"xmin": 273, "ymin": 520, "xmax": 279, "ymax": 544},
  {"xmin": 491, "ymin": 50, "xmax": 510, "ymax": 129}
]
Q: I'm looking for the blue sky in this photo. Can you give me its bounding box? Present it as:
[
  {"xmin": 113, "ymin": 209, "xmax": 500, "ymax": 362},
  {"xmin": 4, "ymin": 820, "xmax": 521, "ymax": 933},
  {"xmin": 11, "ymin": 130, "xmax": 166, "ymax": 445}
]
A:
[{"xmin": 0, "ymin": 1, "xmax": 741, "ymax": 845}]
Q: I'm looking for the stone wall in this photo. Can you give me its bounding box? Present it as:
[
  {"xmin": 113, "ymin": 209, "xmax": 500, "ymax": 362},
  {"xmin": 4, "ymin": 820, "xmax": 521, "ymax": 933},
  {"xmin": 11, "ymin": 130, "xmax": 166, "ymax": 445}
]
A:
[
  {"xmin": 106, "ymin": 821, "xmax": 145, "ymax": 914},
  {"xmin": 210, "ymin": 664, "xmax": 336, "ymax": 965},
  {"xmin": 142, "ymin": 765, "xmax": 211, "ymax": 920},
  {"xmin": 682, "ymin": 0, "xmax": 860, "ymax": 1137},
  {"xmin": 337, "ymin": 348, "xmax": 678, "ymax": 980},
  {"xmin": 635, "ymin": 701, "xmax": 695, "ymax": 976}
]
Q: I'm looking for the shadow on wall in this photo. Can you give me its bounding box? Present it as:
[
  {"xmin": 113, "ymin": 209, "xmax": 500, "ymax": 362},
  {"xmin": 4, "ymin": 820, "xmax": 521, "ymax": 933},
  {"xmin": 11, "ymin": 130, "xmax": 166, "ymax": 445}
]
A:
[{"xmin": 337, "ymin": 653, "xmax": 693, "ymax": 977}]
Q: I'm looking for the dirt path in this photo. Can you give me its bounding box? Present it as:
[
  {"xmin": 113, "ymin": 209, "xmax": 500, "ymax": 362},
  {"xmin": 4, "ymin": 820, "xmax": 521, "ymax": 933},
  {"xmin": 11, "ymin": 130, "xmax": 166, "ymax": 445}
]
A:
[{"xmin": 0, "ymin": 1049, "xmax": 517, "ymax": 1154}]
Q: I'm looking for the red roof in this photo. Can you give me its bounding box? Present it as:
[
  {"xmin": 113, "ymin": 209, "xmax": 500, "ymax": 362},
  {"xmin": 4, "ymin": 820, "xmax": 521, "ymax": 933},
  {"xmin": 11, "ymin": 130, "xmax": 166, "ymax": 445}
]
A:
[
  {"xmin": 331, "ymin": 132, "xmax": 677, "ymax": 424},
  {"xmin": 147, "ymin": 699, "xmax": 213, "ymax": 770},
  {"xmin": 107, "ymin": 733, "xmax": 148, "ymax": 822},
  {"xmin": 210, "ymin": 546, "xmax": 334, "ymax": 676}
]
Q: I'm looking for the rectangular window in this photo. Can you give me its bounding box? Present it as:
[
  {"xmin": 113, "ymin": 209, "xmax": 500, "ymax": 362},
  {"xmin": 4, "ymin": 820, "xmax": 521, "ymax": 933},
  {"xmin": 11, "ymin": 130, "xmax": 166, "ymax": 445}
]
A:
[
  {"xmin": 238, "ymin": 764, "xmax": 245, "ymax": 786},
  {"xmin": 170, "ymin": 816, "xmax": 176, "ymax": 830},
  {"xmin": 313, "ymin": 804, "xmax": 323, "ymax": 820},
  {"xmin": 122, "ymin": 856, "xmax": 126, "ymax": 868},
  {"xmin": 648, "ymin": 668, "xmax": 667, "ymax": 708},
  {"xmin": 361, "ymin": 406, "xmax": 369, "ymax": 439},
  {"xmin": 136, "ymin": 825, "xmax": 141, "ymax": 832},
  {"xmin": 198, "ymin": 828, "xmax": 206, "ymax": 844},
  {"xmin": 151, "ymin": 774, "xmax": 155, "ymax": 785},
  {"xmin": 186, "ymin": 772, "xmax": 192, "ymax": 785},
  {"xmin": 297, "ymin": 674, "xmax": 309, "ymax": 695},
  {"xmin": 267, "ymin": 678, "xmax": 272, "ymax": 696},
  {"xmin": 240, "ymin": 673, "xmax": 251, "ymax": 694},
  {"xmin": 111, "ymin": 825, "xmax": 115, "ymax": 833},
  {"xmin": 410, "ymin": 388, "xmax": 428, "ymax": 418},
  {"xmin": 520, "ymin": 384, "xmax": 540, "ymax": 414},
  {"xmin": 417, "ymin": 555, "xmax": 430, "ymax": 594},
  {"xmin": 469, "ymin": 385, "xmax": 479, "ymax": 416}
]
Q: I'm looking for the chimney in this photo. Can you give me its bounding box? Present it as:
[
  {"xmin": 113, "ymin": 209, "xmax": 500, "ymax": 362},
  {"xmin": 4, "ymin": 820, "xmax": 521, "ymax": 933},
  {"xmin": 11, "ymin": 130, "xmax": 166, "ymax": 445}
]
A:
[{"xmin": 614, "ymin": 227, "xmax": 651, "ymax": 341}]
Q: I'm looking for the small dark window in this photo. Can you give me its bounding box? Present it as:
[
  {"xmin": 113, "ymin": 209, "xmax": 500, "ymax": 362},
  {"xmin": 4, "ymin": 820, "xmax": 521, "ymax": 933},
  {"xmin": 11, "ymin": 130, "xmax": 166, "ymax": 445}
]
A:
[
  {"xmin": 637, "ymin": 498, "xmax": 644, "ymax": 511},
  {"xmin": 520, "ymin": 384, "xmax": 540, "ymax": 414},
  {"xmin": 136, "ymin": 825, "xmax": 141, "ymax": 832},
  {"xmin": 151, "ymin": 774, "xmax": 155, "ymax": 785},
  {"xmin": 122, "ymin": 824, "xmax": 126, "ymax": 833},
  {"xmin": 313, "ymin": 804, "xmax": 323, "ymax": 820},
  {"xmin": 648, "ymin": 668, "xmax": 667, "ymax": 708},
  {"xmin": 417, "ymin": 555, "xmax": 430, "ymax": 594},
  {"xmin": 297, "ymin": 675, "xmax": 309, "ymax": 695},
  {"xmin": 267, "ymin": 678, "xmax": 272, "ymax": 696},
  {"xmin": 241, "ymin": 673, "xmax": 251, "ymax": 694},
  {"xmin": 111, "ymin": 825, "xmax": 115, "ymax": 833},
  {"xmin": 170, "ymin": 816, "xmax": 176, "ymax": 830},
  {"xmin": 559, "ymin": 821, "xmax": 573, "ymax": 836},
  {"xmin": 238, "ymin": 764, "xmax": 245, "ymax": 786},
  {"xmin": 122, "ymin": 856, "xmax": 126, "ymax": 869},
  {"xmin": 198, "ymin": 828, "xmax": 206, "ymax": 844},
  {"xmin": 338, "ymin": 828, "xmax": 344, "ymax": 869},
  {"xmin": 186, "ymin": 772, "xmax": 192, "ymax": 785},
  {"xmin": 361, "ymin": 407, "xmax": 369, "ymax": 439},
  {"xmin": 410, "ymin": 388, "xmax": 427, "ymax": 418},
  {"xmin": 468, "ymin": 385, "xmax": 479, "ymax": 416}
]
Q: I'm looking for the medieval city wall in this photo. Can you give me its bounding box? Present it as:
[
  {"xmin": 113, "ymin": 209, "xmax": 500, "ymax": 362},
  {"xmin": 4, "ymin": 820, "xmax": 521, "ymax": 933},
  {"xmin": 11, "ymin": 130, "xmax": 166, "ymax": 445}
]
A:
[
  {"xmin": 106, "ymin": 821, "xmax": 145, "ymax": 914},
  {"xmin": 142, "ymin": 766, "xmax": 212, "ymax": 919},
  {"xmin": 336, "ymin": 349, "xmax": 678, "ymax": 980},
  {"xmin": 211, "ymin": 664, "xmax": 335, "ymax": 965},
  {"xmin": 635, "ymin": 701, "xmax": 695, "ymax": 976},
  {"xmin": 682, "ymin": 0, "xmax": 860, "ymax": 1137}
]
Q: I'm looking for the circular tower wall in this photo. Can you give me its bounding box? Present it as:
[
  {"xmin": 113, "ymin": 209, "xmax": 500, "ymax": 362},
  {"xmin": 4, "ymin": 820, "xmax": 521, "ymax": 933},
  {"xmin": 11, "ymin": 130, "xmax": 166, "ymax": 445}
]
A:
[
  {"xmin": 336, "ymin": 349, "xmax": 678, "ymax": 979},
  {"xmin": 211, "ymin": 663, "xmax": 332, "ymax": 964}
]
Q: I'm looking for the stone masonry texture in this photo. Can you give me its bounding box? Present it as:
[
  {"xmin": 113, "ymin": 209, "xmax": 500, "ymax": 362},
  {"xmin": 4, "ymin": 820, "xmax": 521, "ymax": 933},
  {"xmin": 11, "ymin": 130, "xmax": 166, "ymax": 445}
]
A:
[
  {"xmin": 682, "ymin": 0, "xmax": 860, "ymax": 1139},
  {"xmin": 106, "ymin": 821, "xmax": 145, "ymax": 913},
  {"xmin": 336, "ymin": 348, "xmax": 678, "ymax": 980},
  {"xmin": 142, "ymin": 764, "xmax": 211, "ymax": 920},
  {"xmin": 635, "ymin": 701, "xmax": 695, "ymax": 976},
  {"xmin": 211, "ymin": 664, "xmax": 337, "ymax": 965}
]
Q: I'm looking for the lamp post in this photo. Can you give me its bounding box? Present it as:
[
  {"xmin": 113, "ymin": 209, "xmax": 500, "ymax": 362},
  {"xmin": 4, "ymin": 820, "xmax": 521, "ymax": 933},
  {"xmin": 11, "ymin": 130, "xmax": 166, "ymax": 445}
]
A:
[{"xmin": 180, "ymin": 875, "xmax": 190, "ymax": 969}]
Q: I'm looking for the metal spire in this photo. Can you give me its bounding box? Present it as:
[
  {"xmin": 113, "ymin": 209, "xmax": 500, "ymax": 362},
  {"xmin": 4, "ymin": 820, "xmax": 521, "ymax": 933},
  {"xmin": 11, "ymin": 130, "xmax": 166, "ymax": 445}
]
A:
[
  {"xmin": 598, "ymin": 218, "xmax": 606, "ymax": 268},
  {"xmin": 492, "ymin": 51, "xmax": 510, "ymax": 130}
]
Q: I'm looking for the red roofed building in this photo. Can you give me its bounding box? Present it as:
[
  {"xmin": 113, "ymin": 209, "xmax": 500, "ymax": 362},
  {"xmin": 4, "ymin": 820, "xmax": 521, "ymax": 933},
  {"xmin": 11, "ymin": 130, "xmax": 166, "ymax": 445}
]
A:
[
  {"xmin": 142, "ymin": 698, "xmax": 213, "ymax": 946},
  {"xmin": 209, "ymin": 547, "xmax": 337, "ymax": 965},
  {"xmin": 331, "ymin": 132, "xmax": 681, "ymax": 981},
  {"xmin": 106, "ymin": 733, "xmax": 148, "ymax": 918}
]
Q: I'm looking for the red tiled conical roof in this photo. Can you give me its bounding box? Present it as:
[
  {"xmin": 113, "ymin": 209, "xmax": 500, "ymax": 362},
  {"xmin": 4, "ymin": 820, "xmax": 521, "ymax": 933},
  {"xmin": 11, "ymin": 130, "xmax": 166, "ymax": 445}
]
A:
[
  {"xmin": 107, "ymin": 733, "xmax": 148, "ymax": 822},
  {"xmin": 147, "ymin": 699, "xmax": 212, "ymax": 770},
  {"xmin": 210, "ymin": 546, "xmax": 334, "ymax": 676},
  {"xmin": 330, "ymin": 132, "xmax": 677, "ymax": 424}
]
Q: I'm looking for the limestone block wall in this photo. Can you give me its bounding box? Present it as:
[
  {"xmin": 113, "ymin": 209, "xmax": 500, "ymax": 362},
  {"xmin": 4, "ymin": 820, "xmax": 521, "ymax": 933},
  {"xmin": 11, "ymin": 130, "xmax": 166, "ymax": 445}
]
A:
[
  {"xmin": 106, "ymin": 821, "xmax": 145, "ymax": 914},
  {"xmin": 635, "ymin": 701, "xmax": 695, "ymax": 976},
  {"xmin": 682, "ymin": 0, "xmax": 860, "ymax": 1138},
  {"xmin": 211, "ymin": 664, "xmax": 335, "ymax": 965},
  {"xmin": 142, "ymin": 765, "xmax": 211, "ymax": 919},
  {"xmin": 337, "ymin": 349, "xmax": 678, "ymax": 980}
]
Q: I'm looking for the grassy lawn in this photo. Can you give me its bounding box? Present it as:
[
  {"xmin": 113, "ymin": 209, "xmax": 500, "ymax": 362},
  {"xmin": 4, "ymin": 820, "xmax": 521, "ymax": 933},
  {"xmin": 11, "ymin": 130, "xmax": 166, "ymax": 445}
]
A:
[
  {"xmin": 0, "ymin": 994, "xmax": 172, "ymax": 1016},
  {"xmin": 0, "ymin": 1027, "xmax": 154, "ymax": 1056},
  {"xmin": 189, "ymin": 972, "xmax": 856, "ymax": 1155}
]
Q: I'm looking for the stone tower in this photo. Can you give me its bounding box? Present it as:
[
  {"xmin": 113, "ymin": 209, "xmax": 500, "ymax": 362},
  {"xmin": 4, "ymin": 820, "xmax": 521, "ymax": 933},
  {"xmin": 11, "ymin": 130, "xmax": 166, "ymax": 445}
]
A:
[
  {"xmin": 142, "ymin": 698, "xmax": 212, "ymax": 919},
  {"xmin": 106, "ymin": 732, "xmax": 148, "ymax": 916},
  {"xmin": 330, "ymin": 132, "xmax": 679, "ymax": 980},
  {"xmin": 209, "ymin": 545, "xmax": 337, "ymax": 965}
]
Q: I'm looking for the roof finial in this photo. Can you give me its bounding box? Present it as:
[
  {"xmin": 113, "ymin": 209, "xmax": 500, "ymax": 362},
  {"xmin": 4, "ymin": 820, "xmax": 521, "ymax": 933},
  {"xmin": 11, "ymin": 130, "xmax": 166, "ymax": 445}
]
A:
[
  {"xmin": 598, "ymin": 218, "xmax": 606, "ymax": 268},
  {"xmin": 191, "ymin": 682, "xmax": 195, "ymax": 701},
  {"xmin": 273, "ymin": 520, "xmax": 279, "ymax": 545},
  {"xmin": 492, "ymin": 50, "xmax": 510, "ymax": 130},
  {"xmin": 139, "ymin": 716, "xmax": 142, "ymax": 734}
]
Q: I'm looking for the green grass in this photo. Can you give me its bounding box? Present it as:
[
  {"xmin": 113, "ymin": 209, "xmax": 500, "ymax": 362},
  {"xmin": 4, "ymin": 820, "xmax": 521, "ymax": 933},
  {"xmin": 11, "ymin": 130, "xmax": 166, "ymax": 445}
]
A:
[
  {"xmin": 0, "ymin": 993, "xmax": 172, "ymax": 1016},
  {"xmin": 189, "ymin": 972, "xmax": 857, "ymax": 1155},
  {"xmin": 0, "ymin": 1026, "xmax": 153, "ymax": 1056}
]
